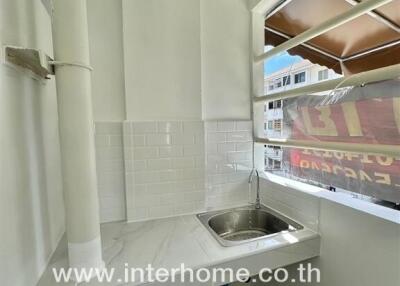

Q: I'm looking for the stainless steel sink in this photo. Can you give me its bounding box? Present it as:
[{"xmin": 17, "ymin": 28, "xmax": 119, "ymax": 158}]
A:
[{"xmin": 197, "ymin": 205, "xmax": 303, "ymax": 247}]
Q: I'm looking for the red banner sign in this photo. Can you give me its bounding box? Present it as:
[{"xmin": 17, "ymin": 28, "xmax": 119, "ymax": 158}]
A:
[{"xmin": 284, "ymin": 80, "xmax": 400, "ymax": 203}]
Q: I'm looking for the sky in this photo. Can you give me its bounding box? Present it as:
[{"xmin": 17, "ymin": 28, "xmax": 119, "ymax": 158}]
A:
[{"xmin": 264, "ymin": 46, "xmax": 303, "ymax": 76}]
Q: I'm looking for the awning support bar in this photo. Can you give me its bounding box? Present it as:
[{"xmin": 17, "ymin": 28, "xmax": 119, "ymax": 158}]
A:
[
  {"xmin": 255, "ymin": 0, "xmax": 393, "ymax": 63},
  {"xmin": 345, "ymin": 0, "xmax": 400, "ymax": 33},
  {"xmin": 342, "ymin": 40, "xmax": 400, "ymax": 62},
  {"xmin": 264, "ymin": 27, "xmax": 342, "ymax": 62},
  {"xmin": 265, "ymin": 0, "xmax": 293, "ymax": 19}
]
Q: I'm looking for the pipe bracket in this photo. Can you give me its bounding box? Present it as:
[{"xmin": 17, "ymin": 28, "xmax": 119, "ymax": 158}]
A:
[{"xmin": 49, "ymin": 60, "xmax": 94, "ymax": 71}]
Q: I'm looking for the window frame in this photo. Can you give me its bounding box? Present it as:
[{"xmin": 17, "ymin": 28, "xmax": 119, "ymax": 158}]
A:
[
  {"xmin": 294, "ymin": 71, "xmax": 306, "ymax": 84},
  {"xmin": 318, "ymin": 69, "xmax": 329, "ymax": 81},
  {"xmin": 267, "ymin": 120, "xmax": 273, "ymax": 130},
  {"xmin": 251, "ymin": 0, "xmax": 399, "ymax": 161},
  {"xmin": 282, "ymin": 75, "xmax": 291, "ymax": 86}
]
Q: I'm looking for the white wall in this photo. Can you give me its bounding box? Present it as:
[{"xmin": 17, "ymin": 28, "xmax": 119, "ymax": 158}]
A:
[
  {"xmin": 122, "ymin": 0, "xmax": 202, "ymax": 121},
  {"xmin": 118, "ymin": 0, "xmax": 251, "ymax": 121},
  {"xmin": 200, "ymin": 0, "xmax": 251, "ymax": 120},
  {"xmin": 0, "ymin": 1, "xmax": 65, "ymax": 285},
  {"xmin": 87, "ymin": 0, "xmax": 126, "ymax": 121},
  {"xmin": 86, "ymin": 0, "xmax": 253, "ymax": 122},
  {"xmin": 85, "ymin": 0, "xmax": 254, "ymax": 223},
  {"xmin": 115, "ymin": 0, "xmax": 254, "ymax": 220},
  {"xmin": 313, "ymin": 199, "xmax": 400, "ymax": 286}
]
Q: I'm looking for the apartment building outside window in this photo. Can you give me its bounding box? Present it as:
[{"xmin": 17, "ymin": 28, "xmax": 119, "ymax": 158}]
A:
[{"xmin": 263, "ymin": 60, "xmax": 345, "ymax": 179}]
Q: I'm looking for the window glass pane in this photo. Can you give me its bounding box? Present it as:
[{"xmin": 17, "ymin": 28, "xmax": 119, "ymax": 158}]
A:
[
  {"xmin": 318, "ymin": 69, "xmax": 329, "ymax": 81},
  {"xmin": 268, "ymin": 102, "xmax": 273, "ymax": 109},
  {"xmin": 294, "ymin": 71, "xmax": 306, "ymax": 84},
  {"xmin": 283, "ymin": 75, "xmax": 291, "ymax": 86},
  {"xmin": 268, "ymin": 81, "xmax": 274, "ymax": 91},
  {"xmin": 273, "ymin": 119, "xmax": 282, "ymax": 131}
]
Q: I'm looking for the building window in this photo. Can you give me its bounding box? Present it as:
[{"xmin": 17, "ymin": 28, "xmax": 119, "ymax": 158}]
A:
[
  {"xmin": 274, "ymin": 160, "xmax": 281, "ymax": 169},
  {"xmin": 264, "ymin": 122, "xmax": 267, "ymax": 130},
  {"xmin": 266, "ymin": 158, "xmax": 281, "ymax": 170},
  {"xmin": 268, "ymin": 101, "xmax": 274, "ymax": 110},
  {"xmin": 294, "ymin": 71, "xmax": 306, "ymax": 84},
  {"xmin": 318, "ymin": 69, "xmax": 329, "ymax": 81},
  {"xmin": 273, "ymin": 119, "xmax": 282, "ymax": 131},
  {"xmin": 268, "ymin": 81, "xmax": 274, "ymax": 90},
  {"xmin": 283, "ymin": 75, "xmax": 291, "ymax": 86},
  {"xmin": 275, "ymin": 79, "xmax": 282, "ymax": 88},
  {"xmin": 268, "ymin": 100, "xmax": 283, "ymax": 109},
  {"xmin": 268, "ymin": 120, "xmax": 273, "ymax": 130}
]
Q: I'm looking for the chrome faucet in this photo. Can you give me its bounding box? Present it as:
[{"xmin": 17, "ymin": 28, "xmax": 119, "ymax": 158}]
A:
[{"xmin": 248, "ymin": 169, "xmax": 261, "ymax": 209}]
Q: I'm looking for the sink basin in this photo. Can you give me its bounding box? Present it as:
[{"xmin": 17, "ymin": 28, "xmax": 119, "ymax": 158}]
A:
[{"xmin": 197, "ymin": 205, "xmax": 303, "ymax": 247}]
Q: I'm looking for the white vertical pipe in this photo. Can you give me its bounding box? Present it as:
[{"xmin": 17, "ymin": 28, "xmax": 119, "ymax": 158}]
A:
[{"xmin": 51, "ymin": 0, "xmax": 103, "ymax": 275}]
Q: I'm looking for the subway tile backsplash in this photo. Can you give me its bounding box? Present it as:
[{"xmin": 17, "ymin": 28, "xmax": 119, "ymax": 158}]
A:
[
  {"xmin": 205, "ymin": 121, "xmax": 253, "ymax": 210},
  {"xmin": 124, "ymin": 121, "xmax": 206, "ymax": 221},
  {"xmin": 96, "ymin": 120, "xmax": 254, "ymax": 223}
]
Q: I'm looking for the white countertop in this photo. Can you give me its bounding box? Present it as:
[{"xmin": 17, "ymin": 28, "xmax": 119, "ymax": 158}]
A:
[
  {"xmin": 261, "ymin": 172, "xmax": 400, "ymax": 224},
  {"xmin": 38, "ymin": 212, "xmax": 320, "ymax": 285}
]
